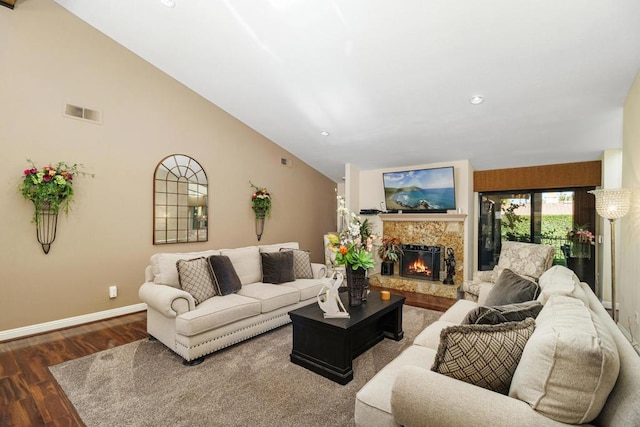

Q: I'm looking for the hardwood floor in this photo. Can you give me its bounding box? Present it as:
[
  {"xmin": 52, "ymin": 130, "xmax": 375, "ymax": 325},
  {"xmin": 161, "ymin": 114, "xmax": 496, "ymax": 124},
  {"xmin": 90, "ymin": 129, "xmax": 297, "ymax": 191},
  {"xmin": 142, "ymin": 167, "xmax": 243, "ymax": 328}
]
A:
[
  {"xmin": 369, "ymin": 284, "xmax": 458, "ymax": 312},
  {"xmin": 0, "ymin": 312, "xmax": 148, "ymax": 426},
  {"xmin": 0, "ymin": 291, "xmax": 451, "ymax": 426}
]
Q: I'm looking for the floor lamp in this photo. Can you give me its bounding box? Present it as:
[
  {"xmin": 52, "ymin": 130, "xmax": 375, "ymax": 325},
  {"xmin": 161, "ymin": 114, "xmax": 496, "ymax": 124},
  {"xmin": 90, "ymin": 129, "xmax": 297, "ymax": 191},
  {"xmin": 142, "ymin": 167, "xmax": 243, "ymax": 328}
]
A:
[{"xmin": 589, "ymin": 188, "xmax": 631, "ymax": 323}]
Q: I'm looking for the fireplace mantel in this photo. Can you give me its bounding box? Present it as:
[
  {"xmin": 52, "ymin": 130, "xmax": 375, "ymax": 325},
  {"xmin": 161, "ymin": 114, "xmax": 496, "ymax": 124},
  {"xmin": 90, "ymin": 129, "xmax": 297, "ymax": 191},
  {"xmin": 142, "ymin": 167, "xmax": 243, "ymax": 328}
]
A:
[{"xmin": 379, "ymin": 213, "xmax": 466, "ymax": 222}]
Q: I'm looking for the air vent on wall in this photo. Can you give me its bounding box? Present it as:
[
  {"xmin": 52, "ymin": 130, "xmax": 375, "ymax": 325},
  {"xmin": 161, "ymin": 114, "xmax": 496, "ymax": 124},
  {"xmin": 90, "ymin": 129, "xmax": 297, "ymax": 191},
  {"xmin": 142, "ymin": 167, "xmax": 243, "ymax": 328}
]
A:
[
  {"xmin": 64, "ymin": 103, "xmax": 102, "ymax": 124},
  {"xmin": 280, "ymin": 157, "xmax": 293, "ymax": 168}
]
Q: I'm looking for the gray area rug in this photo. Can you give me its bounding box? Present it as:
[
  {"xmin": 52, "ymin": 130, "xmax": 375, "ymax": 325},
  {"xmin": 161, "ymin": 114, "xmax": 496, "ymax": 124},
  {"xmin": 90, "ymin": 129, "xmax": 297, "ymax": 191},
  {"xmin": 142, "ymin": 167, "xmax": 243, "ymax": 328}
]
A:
[{"xmin": 50, "ymin": 305, "xmax": 440, "ymax": 427}]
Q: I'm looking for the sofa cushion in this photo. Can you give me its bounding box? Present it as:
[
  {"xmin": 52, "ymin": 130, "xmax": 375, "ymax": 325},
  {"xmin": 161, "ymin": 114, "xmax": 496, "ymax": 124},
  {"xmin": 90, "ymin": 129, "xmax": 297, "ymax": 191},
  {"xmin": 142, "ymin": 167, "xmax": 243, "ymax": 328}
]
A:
[
  {"xmin": 462, "ymin": 301, "xmax": 543, "ymax": 325},
  {"xmin": 280, "ymin": 248, "xmax": 314, "ymax": 279},
  {"xmin": 175, "ymin": 293, "xmax": 261, "ymax": 336},
  {"xmin": 509, "ymin": 295, "xmax": 620, "ymax": 424},
  {"xmin": 220, "ymin": 246, "xmax": 262, "ymax": 285},
  {"xmin": 261, "ymin": 251, "xmax": 295, "ymax": 284},
  {"xmin": 537, "ymin": 265, "xmax": 590, "ymax": 307},
  {"xmin": 176, "ymin": 257, "xmax": 217, "ymax": 305},
  {"xmin": 439, "ymin": 299, "xmax": 478, "ymax": 323},
  {"xmin": 355, "ymin": 345, "xmax": 436, "ymax": 426},
  {"xmin": 413, "ymin": 320, "xmax": 458, "ymax": 349},
  {"xmin": 258, "ymin": 242, "xmax": 299, "ymax": 253},
  {"xmin": 279, "ymin": 278, "xmax": 327, "ymax": 301},
  {"xmin": 431, "ymin": 318, "xmax": 535, "ymax": 395},
  {"xmin": 484, "ymin": 269, "xmax": 540, "ymax": 306},
  {"xmin": 207, "ymin": 255, "xmax": 242, "ymax": 296},
  {"xmin": 150, "ymin": 250, "xmax": 221, "ymax": 288},
  {"xmin": 237, "ymin": 283, "xmax": 300, "ymax": 313}
]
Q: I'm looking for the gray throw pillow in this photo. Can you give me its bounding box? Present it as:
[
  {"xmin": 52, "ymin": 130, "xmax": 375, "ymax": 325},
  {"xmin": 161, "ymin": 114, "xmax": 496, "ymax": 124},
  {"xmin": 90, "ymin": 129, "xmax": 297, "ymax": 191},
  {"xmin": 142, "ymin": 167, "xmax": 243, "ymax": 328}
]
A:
[
  {"xmin": 431, "ymin": 318, "xmax": 535, "ymax": 395},
  {"xmin": 484, "ymin": 268, "xmax": 540, "ymax": 306},
  {"xmin": 176, "ymin": 257, "xmax": 217, "ymax": 305},
  {"xmin": 207, "ymin": 255, "xmax": 242, "ymax": 295},
  {"xmin": 261, "ymin": 251, "xmax": 295, "ymax": 284},
  {"xmin": 280, "ymin": 248, "xmax": 314, "ymax": 279},
  {"xmin": 462, "ymin": 301, "xmax": 543, "ymax": 325}
]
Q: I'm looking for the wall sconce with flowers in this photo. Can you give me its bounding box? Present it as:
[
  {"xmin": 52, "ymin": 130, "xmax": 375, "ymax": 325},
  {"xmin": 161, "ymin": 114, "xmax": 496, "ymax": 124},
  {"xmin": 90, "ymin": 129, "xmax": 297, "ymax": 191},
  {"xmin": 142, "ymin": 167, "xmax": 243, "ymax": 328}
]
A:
[
  {"xmin": 250, "ymin": 181, "xmax": 271, "ymax": 241},
  {"xmin": 19, "ymin": 160, "xmax": 94, "ymax": 254}
]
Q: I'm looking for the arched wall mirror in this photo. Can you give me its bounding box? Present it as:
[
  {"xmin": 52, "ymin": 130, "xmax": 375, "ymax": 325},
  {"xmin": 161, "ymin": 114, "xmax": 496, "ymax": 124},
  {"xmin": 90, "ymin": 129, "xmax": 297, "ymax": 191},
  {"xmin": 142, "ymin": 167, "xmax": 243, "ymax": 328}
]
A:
[{"xmin": 154, "ymin": 154, "xmax": 208, "ymax": 244}]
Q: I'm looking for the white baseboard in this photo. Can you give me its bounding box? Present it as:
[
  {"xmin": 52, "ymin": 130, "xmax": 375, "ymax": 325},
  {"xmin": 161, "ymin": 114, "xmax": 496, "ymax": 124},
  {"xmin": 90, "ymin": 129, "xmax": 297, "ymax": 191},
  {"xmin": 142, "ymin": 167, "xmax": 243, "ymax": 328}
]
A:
[{"xmin": 0, "ymin": 303, "xmax": 147, "ymax": 342}]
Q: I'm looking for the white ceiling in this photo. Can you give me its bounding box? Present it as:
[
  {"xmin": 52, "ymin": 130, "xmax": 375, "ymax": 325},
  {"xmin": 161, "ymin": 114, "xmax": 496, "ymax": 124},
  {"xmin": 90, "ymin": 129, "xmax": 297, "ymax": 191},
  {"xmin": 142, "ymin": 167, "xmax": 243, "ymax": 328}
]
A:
[{"xmin": 54, "ymin": 0, "xmax": 640, "ymax": 182}]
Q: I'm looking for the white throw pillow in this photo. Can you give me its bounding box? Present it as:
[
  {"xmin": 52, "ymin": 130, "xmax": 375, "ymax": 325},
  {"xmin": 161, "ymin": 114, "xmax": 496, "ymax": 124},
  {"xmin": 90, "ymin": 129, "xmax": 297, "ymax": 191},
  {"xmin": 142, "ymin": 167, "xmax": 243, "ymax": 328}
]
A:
[{"xmin": 509, "ymin": 295, "xmax": 619, "ymax": 424}]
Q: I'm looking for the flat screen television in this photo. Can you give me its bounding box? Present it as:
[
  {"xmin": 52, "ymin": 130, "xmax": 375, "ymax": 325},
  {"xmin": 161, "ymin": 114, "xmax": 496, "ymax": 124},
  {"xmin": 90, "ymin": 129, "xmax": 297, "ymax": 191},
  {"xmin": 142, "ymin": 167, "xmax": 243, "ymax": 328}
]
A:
[{"xmin": 382, "ymin": 166, "xmax": 456, "ymax": 213}]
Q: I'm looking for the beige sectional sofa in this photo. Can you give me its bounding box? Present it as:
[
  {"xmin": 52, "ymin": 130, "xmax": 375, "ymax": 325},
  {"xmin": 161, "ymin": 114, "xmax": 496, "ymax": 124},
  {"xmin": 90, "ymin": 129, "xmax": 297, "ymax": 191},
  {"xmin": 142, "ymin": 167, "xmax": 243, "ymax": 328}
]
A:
[
  {"xmin": 138, "ymin": 242, "xmax": 328, "ymax": 363},
  {"xmin": 355, "ymin": 265, "xmax": 640, "ymax": 426}
]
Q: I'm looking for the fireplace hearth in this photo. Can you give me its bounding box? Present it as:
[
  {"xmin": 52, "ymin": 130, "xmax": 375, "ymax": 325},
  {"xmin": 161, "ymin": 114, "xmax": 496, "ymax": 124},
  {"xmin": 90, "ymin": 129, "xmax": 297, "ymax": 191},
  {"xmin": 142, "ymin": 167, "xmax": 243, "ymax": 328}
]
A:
[{"xmin": 400, "ymin": 244, "xmax": 441, "ymax": 281}]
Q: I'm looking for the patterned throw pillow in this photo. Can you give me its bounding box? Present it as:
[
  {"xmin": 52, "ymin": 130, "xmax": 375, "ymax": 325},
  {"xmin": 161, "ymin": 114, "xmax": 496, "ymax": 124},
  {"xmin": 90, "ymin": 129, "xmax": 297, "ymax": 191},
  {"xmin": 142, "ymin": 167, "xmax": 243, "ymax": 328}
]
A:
[
  {"xmin": 176, "ymin": 257, "xmax": 216, "ymax": 305},
  {"xmin": 280, "ymin": 248, "xmax": 314, "ymax": 279},
  {"xmin": 431, "ymin": 318, "xmax": 535, "ymax": 395},
  {"xmin": 462, "ymin": 301, "xmax": 543, "ymax": 325}
]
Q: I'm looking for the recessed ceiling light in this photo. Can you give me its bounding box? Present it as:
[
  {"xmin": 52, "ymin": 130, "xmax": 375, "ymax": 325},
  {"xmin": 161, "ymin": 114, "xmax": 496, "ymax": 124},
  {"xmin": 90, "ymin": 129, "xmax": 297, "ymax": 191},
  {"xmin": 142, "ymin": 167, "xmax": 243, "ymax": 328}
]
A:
[
  {"xmin": 469, "ymin": 96, "xmax": 484, "ymax": 105},
  {"xmin": 160, "ymin": 0, "xmax": 176, "ymax": 8},
  {"xmin": 320, "ymin": 130, "xmax": 330, "ymax": 136}
]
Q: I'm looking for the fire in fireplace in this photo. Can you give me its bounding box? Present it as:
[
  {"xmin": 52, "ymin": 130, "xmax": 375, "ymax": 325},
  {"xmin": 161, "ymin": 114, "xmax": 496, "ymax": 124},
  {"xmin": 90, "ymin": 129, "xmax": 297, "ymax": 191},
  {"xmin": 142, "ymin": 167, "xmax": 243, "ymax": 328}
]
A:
[{"xmin": 400, "ymin": 244, "xmax": 441, "ymax": 281}]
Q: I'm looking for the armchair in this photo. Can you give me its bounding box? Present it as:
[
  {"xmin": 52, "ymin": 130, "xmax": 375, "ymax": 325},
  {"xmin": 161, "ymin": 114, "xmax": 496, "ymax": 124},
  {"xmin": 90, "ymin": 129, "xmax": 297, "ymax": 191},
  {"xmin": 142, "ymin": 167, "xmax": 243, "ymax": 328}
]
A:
[{"xmin": 462, "ymin": 241, "xmax": 555, "ymax": 301}]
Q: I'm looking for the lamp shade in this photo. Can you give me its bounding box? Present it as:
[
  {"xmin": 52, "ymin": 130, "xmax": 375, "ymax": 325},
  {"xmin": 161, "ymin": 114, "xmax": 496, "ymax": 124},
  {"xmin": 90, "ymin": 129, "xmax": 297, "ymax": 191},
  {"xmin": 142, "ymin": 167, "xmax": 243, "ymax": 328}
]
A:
[{"xmin": 589, "ymin": 188, "xmax": 631, "ymax": 220}]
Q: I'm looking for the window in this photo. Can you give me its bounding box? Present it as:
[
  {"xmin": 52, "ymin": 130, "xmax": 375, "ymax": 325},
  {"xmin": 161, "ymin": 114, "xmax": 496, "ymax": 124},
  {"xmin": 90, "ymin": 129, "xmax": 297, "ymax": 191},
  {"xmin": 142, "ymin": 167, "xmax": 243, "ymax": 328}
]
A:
[{"xmin": 478, "ymin": 187, "xmax": 596, "ymax": 289}]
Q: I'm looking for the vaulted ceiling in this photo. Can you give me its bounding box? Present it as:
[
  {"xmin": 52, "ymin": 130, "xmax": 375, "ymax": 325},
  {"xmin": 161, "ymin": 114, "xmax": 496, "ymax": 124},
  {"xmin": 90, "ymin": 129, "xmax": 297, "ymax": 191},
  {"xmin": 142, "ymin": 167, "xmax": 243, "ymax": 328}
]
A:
[{"xmin": 54, "ymin": 0, "xmax": 640, "ymax": 181}]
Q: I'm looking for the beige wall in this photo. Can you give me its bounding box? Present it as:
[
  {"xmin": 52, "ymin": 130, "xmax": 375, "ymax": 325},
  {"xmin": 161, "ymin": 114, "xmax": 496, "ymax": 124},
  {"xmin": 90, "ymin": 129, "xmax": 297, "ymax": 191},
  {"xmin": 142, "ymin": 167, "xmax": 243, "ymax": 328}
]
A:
[
  {"xmin": 0, "ymin": 0, "xmax": 336, "ymax": 330},
  {"xmin": 621, "ymin": 68, "xmax": 640, "ymax": 326}
]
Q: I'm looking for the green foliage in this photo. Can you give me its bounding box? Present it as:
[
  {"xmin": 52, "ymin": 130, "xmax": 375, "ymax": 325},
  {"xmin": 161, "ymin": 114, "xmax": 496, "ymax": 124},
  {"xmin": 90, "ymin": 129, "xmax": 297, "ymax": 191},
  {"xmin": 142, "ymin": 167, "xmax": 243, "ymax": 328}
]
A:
[
  {"xmin": 501, "ymin": 214, "xmax": 573, "ymax": 240},
  {"xmin": 19, "ymin": 160, "xmax": 93, "ymax": 218},
  {"xmin": 377, "ymin": 237, "xmax": 403, "ymax": 262},
  {"xmin": 337, "ymin": 245, "xmax": 375, "ymax": 270},
  {"xmin": 250, "ymin": 181, "xmax": 272, "ymax": 218}
]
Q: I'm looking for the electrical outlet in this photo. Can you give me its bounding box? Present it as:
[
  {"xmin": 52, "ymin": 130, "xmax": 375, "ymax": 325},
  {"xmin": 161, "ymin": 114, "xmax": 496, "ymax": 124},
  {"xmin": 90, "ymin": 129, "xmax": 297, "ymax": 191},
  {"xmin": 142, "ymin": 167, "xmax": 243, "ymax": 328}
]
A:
[{"xmin": 109, "ymin": 285, "xmax": 118, "ymax": 299}]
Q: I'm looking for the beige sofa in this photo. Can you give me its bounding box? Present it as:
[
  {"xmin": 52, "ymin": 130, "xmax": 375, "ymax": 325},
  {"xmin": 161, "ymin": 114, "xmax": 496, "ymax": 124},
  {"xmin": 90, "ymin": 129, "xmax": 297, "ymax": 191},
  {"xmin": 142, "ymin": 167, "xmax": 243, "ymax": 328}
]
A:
[
  {"xmin": 138, "ymin": 242, "xmax": 328, "ymax": 364},
  {"xmin": 355, "ymin": 265, "xmax": 640, "ymax": 426}
]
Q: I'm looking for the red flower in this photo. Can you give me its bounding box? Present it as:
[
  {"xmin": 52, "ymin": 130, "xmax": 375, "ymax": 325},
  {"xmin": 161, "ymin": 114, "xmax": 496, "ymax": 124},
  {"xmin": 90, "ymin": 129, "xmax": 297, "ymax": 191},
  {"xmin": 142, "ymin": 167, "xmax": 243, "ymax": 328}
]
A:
[
  {"xmin": 23, "ymin": 169, "xmax": 31, "ymax": 175},
  {"xmin": 42, "ymin": 175, "xmax": 52, "ymax": 182}
]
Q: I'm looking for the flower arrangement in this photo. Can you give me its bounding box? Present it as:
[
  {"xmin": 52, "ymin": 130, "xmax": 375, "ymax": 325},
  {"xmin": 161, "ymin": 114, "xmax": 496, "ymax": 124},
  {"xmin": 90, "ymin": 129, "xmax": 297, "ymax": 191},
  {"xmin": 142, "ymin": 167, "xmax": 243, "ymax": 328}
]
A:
[
  {"xmin": 250, "ymin": 181, "xmax": 272, "ymax": 218},
  {"xmin": 19, "ymin": 160, "xmax": 93, "ymax": 216},
  {"xmin": 326, "ymin": 197, "xmax": 375, "ymax": 271},
  {"xmin": 377, "ymin": 236, "xmax": 403, "ymax": 263},
  {"xmin": 566, "ymin": 224, "xmax": 595, "ymax": 245}
]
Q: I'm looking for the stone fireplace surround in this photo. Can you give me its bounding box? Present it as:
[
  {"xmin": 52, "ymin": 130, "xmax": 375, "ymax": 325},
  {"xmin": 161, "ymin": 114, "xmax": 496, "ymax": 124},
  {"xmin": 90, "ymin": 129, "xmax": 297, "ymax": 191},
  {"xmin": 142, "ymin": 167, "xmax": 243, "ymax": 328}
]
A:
[{"xmin": 369, "ymin": 213, "xmax": 466, "ymax": 299}]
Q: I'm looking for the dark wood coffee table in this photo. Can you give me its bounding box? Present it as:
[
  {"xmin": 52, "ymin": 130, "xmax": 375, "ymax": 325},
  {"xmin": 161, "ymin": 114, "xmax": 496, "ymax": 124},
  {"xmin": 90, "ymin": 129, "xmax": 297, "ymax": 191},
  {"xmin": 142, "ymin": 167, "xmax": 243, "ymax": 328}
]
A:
[{"xmin": 289, "ymin": 290, "xmax": 405, "ymax": 385}]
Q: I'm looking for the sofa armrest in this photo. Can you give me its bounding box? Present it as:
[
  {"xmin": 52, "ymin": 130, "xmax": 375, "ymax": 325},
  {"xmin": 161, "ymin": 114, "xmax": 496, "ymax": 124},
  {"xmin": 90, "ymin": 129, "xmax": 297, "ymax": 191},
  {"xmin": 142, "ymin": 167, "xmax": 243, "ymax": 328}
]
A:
[
  {"xmin": 138, "ymin": 282, "xmax": 195, "ymax": 317},
  {"xmin": 391, "ymin": 366, "xmax": 569, "ymax": 427},
  {"xmin": 311, "ymin": 263, "xmax": 327, "ymax": 280}
]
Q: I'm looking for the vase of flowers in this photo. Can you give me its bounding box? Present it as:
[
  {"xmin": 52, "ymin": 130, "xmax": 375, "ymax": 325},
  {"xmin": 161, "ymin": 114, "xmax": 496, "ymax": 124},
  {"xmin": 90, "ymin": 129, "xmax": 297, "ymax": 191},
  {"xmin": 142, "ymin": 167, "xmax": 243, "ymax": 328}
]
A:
[
  {"xmin": 377, "ymin": 236, "xmax": 403, "ymax": 276},
  {"xmin": 250, "ymin": 182, "xmax": 271, "ymax": 241},
  {"xmin": 19, "ymin": 160, "xmax": 93, "ymax": 253},
  {"xmin": 326, "ymin": 197, "xmax": 375, "ymax": 306},
  {"xmin": 566, "ymin": 224, "xmax": 595, "ymax": 259}
]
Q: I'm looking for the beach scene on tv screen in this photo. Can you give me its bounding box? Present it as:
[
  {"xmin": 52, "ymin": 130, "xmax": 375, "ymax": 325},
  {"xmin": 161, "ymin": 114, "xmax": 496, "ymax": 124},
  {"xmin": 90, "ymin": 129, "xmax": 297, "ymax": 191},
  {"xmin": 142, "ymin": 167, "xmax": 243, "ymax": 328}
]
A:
[{"xmin": 383, "ymin": 168, "xmax": 456, "ymax": 211}]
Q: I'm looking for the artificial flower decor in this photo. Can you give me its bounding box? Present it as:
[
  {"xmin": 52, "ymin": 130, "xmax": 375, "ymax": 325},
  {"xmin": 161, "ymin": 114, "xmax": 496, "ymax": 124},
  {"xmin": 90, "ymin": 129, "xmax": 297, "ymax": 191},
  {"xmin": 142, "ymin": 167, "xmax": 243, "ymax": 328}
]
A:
[
  {"xmin": 19, "ymin": 160, "xmax": 93, "ymax": 217},
  {"xmin": 566, "ymin": 224, "xmax": 595, "ymax": 245},
  {"xmin": 250, "ymin": 181, "xmax": 272, "ymax": 218},
  {"xmin": 326, "ymin": 197, "xmax": 375, "ymax": 271}
]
